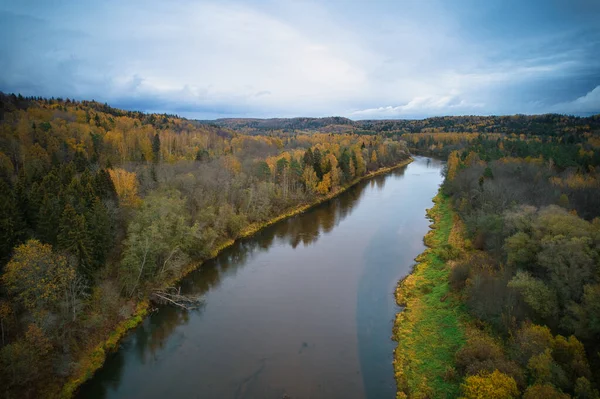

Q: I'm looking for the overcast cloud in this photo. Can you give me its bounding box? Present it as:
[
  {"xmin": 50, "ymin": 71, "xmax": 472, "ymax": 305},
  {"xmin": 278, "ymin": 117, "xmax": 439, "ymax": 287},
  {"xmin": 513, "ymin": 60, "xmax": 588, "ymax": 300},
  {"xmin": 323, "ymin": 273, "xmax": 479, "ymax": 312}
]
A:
[{"xmin": 1, "ymin": 0, "xmax": 599, "ymax": 119}]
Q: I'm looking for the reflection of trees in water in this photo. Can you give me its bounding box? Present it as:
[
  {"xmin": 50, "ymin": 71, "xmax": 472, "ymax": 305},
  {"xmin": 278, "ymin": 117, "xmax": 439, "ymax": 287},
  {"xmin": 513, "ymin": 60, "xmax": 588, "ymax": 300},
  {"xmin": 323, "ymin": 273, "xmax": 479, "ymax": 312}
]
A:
[
  {"xmin": 88, "ymin": 172, "xmax": 380, "ymax": 391},
  {"xmin": 372, "ymin": 175, "xmax": 386, "ymax": 191},
  {"xmin": 391, "ymin": 166, "xmax": 407, "ymax": 178},
  {"xmin": 169, "ymin": 176, "xmax": 373, "ymax": 308},
  {"xmin": 139, "ymin": 308, "xmax": 193, "ymax": 361},
  {"xmin": 274, "ymin": 179, "xmax": 366, "ymax": 247},
  {"xmin": 182, "ymin": 173, "xmax": 374, "ymax": 296},
  {"xmin": 77, "ymin": 167, "xmax": 415, "ymax": 397},
  {"xmin": 77, "ymin": 338, "xmax": 127, "ymax": 398}
]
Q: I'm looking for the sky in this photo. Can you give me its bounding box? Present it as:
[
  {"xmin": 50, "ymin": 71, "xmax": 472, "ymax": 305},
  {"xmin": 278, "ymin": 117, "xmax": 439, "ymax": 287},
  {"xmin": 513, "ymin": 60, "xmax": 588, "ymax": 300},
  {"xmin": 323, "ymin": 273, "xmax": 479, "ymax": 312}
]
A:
[{"xmin": 1, "ymin": 0, "xmax": 599, "ymax": 119}]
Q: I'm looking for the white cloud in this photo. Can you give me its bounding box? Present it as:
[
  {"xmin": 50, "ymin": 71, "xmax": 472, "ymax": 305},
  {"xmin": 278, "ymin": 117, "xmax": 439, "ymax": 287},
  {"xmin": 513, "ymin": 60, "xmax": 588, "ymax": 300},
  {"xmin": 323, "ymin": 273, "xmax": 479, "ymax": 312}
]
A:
[
  {"xmin": 352, "ymin": 92, "xmax": 485, "ymax": 118},
  {"xmin": 550, "ymin": 85, "xmax": 600, "ymax": 114}
]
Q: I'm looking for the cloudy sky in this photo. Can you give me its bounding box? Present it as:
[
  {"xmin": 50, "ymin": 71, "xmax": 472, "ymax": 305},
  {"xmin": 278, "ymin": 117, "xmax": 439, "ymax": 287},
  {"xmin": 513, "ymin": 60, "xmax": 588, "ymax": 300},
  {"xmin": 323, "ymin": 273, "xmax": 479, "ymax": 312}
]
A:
[{"xmin": 1, "ymin": 0, "xmax": 599, "ymax": 119}]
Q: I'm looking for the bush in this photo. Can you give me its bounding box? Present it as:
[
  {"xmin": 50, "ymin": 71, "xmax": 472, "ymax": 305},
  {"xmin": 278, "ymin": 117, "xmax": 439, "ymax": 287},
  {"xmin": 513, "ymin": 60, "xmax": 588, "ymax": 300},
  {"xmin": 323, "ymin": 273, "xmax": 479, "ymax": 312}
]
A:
[
  {"xmin": 574, "ymin": 377, "xmax": 599, "ymax": 399},
  {"xmin": 436, "ymin": 243, "xmax": 461, "ymax": 261},
  {"xmin": 456, "ymin": 332, "xmax": 525, "ymax": 388},
  {"xmin": 460, "ymin": 370, "xmax": 520, "ymax": 399},
  {"xmin": 522, "ymin": 384, "xmax": 570, "ymax": 399},
  {"xmin": 510, "ymin": 323, "xmax": 554, "ymax": 367}
]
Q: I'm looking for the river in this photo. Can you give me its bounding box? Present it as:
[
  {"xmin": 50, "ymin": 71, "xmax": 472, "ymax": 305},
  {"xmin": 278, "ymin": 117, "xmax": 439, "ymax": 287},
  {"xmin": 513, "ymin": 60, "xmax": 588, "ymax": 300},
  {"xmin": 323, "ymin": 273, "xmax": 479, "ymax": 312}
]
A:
[{"xmin": 78, "ymin": 156, "xmax": 444, "ymax": 399}]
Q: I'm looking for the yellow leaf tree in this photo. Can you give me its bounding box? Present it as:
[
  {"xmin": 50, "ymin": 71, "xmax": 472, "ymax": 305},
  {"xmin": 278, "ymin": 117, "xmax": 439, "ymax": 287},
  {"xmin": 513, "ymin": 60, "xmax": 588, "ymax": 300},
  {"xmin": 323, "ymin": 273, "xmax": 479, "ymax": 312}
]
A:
[
  {"xmin": 447, "ymin": 150, "xmax": 461, "ymax": 181},
  {"xmin": 371, "ymin": 149, "xmax": 378, "ymax": 165},
  {"xmin": 108, "ymin": 168, "xmax": 141, "ymax": 207},
  {"xmin": 302, "ymin": 167, "xmax": 319, "ymax": 194},
  {"xmin": 1, "ymin": 240, "xmax": 75, "ymax": 319},
  {"xmin": 316, "ymin": 172, "xmax": 332, "ymax": 195}
]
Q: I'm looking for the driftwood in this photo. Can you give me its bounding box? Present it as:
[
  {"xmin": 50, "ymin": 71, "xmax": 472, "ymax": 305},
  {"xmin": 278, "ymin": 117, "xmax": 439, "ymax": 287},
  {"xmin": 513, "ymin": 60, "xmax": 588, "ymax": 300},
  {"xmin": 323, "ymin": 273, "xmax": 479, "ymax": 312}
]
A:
[{"xmin": 151, "ymin": 286, "xmax": 203, "ymax": 310}]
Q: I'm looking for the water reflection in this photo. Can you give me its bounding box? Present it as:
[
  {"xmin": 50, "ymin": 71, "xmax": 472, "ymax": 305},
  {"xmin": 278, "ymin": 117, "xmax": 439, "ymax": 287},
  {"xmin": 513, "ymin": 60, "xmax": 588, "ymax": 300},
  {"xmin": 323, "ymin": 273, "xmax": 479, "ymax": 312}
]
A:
[
  {"xmin": 78, "ymin": 170, "xmax": 376, "ymax": 397},
  {"xmin": 77, "ymin": 158, "xmax": 444, "ymax": 399}
]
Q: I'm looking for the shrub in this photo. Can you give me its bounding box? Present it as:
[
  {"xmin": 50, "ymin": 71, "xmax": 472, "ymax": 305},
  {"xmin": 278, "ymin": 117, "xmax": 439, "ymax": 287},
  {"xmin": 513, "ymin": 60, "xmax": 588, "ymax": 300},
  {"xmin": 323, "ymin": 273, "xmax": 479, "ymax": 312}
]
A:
[
  {"xmin": 510, "ymin": 323, "xmax": 554, "ymax": 367},
  {"xmin": 460, "ymin": 370, "xmax": 519, "ymax": 399},
  {"xmin": 574, "ymin": 377, "xmax": 599, "ymax": 399},
  {"xmin": 522, "ymin": 384, "xmax": 570, "ymax": 399},
  {"xmin": 436, "ymin": 243, "xmax": 461, "ymax": 261},
  {"xmin": 456, "ymin": 331, "xmax": 525, "ymax": 388}
]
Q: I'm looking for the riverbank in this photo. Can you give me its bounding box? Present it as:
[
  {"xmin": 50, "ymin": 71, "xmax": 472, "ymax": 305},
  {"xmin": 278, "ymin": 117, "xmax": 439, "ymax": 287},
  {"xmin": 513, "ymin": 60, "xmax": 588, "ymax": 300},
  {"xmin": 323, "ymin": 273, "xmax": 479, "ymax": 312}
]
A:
[
  {"xmin": 62, "ymin": 157, "xmax": 413, "ymax": 398},
  {"xmin": 393, "ymin": 193, "xmax": 469, "ymax": 398},
  {"xmin": 172, "ymin": 156, "xmax": 415, "ymax": 283}
]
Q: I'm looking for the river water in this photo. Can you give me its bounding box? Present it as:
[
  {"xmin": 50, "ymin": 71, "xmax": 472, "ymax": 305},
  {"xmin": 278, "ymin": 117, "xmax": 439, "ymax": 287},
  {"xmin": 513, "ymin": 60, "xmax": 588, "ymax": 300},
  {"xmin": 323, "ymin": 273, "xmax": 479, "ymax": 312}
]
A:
[{"xmin": 78, "ymin": 156, "xmax": 444, "ymax": 399}]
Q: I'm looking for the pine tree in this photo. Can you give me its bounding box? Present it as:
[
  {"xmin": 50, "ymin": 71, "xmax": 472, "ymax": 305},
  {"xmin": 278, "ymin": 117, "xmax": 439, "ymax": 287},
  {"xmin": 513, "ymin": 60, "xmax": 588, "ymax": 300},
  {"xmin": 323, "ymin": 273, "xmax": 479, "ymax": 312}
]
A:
[
  {"xmin": 152, "ymin": 133, "xmax": 161, "ymax": 163},
  {"xmin": 303, "ymin": 148, "xmax": 314, "ymax": 168},
  {"xmin": 37, "ymin": 195, "xmax": 62, "ymax": 246},
  {"xmin": 93, "ymin": 169, "xmax": 118, "ymax": 203},
  {"xmin": 86, "ymin": 197, "xmax": 113, "ymax": 269},
  {"xmin": 0, "ymin": 180, "xmax": 26, "ymax": 262},
  {"xmin": 313, "ymin": 148, "xmax": 323, "ymax": 179},
  {"xmin": 57, "ymin": 204, "xmax": 92, "ymax": 275},
  {"xmin": 339, "ymin": 149, "xmax": 351, "ymax": 183}
]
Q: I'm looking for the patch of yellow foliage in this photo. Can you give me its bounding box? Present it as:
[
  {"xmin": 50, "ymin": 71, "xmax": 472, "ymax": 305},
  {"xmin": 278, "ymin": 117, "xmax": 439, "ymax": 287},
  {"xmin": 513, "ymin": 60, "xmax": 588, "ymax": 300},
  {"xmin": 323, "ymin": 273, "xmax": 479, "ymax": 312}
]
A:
[{"xmin": 460, "ymin": 370, "xmax": 519, "ymax": 399}]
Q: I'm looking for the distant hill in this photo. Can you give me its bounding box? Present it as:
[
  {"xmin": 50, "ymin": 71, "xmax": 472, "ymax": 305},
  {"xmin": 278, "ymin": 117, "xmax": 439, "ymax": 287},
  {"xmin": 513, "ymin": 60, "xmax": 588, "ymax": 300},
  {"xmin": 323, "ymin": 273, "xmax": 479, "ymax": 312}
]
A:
[
  {"xmin": 200, "ymin": 114, "xmax": 600, "ymax": 136},
  {"xmin": 199, "ymin": 116, "xmax": 356, "ymax": 132}
]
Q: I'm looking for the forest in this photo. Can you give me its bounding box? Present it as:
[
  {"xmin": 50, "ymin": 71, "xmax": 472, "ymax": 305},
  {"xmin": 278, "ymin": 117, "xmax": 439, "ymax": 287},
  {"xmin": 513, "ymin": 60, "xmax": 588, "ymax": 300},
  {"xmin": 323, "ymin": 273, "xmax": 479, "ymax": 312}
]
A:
[
  {"xmin": 0, "ymin": 93, "xmax": 411, "ymax": 397},
  {"xmin": 1, "ymin": 91, "xmax": 599, "ymax": 398},
  {"xmin": 394, "ymin": 125, "xmax": 600, "ymax": 398}
]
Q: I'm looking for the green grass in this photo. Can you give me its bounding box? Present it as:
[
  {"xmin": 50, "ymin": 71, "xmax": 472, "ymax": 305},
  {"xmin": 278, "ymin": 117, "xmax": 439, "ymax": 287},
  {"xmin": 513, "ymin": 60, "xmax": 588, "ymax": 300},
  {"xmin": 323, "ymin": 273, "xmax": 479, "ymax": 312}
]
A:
[{"xmin": 393, "ymin": 194, "xmax": 469, "ymax": 398}]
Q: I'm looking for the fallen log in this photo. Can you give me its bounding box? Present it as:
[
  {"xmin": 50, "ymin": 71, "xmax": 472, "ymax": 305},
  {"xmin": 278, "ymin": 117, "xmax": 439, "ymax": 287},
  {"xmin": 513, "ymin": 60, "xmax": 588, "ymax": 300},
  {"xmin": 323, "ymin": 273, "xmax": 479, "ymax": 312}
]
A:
[{"xmin": 151, "ymin": 286, "xmax": 203, "ymax": 310}]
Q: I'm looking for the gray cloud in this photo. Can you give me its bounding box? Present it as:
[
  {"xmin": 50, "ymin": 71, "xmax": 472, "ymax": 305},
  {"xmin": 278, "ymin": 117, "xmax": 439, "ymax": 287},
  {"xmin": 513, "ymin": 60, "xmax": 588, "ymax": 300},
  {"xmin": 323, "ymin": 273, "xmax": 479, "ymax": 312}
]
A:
[{"xmin": 0, "ymin": 0, "xmax": 598, "ymax": 118}]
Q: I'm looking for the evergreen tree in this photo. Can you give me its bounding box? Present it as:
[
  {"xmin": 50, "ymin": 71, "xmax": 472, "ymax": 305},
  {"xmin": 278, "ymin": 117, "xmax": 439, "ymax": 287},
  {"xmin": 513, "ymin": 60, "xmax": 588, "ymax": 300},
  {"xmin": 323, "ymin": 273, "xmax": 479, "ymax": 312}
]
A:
[
  {"xmin": 313, "ymin": 148, "xmax": 323, "ymax": 179},
  {"xmin": 255, "ymin": 161, "xmax": 271, "ymax": 181},
  {"xmin": 37, "ymin": 195, "xmax": 62, "ymax": 246},
  {"xmin": 339, "ymin": 149, "xmax": 352, "ymax": 183},
  {"xmin": 86, "ymin": 197, "xmax": 113, "ymax": 269},
  {"xmin": 93, "ymin": 169, "xmax": 118, "ymax": 203},
  {"xmin": 195, "ymin": 149, "xmax": 209, "ymax": 162},
  {"xmin": 57, "ymin": 204, "xmax": 92, "ymax": 275},
  {"xmin": 290, "ymin": 158, "xmax": 303, "ymax": 181},
  {"xmin": 303, "ymin": 148, "xmax": 314, "ymax": 168},
  {"xmin": 73, "ymin": 151, "xmax": 89, "ymax": 173},
  {"xmin": 0, "ymin": 180, "xmax": 25, "ymax": 263},
  {"xmin": 152, "ymin": 133, "xmax": 161, "ymax": 163}
]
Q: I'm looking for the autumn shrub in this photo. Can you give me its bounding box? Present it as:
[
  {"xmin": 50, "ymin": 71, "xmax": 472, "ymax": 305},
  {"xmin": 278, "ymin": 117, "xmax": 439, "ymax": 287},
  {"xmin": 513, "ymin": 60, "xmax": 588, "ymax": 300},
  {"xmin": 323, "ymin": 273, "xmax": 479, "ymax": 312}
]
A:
[
  {"xmin": 510, "ymin": 323, "xmax": 554, "ymax": 366},
  {"xmin": 574, "ymin": 377, "xmax": 599, "ymax": 399},
  {"xmin": 460, "ymin": 370, "xmax": 520, "ymax": 399},
  {"xmin": 436, "ymin": 243, "xmax": 461, "ymax": 261},
  {"xmin": 456, "ymin": 331, "xmax": 525, "ymax": 388},
  {"xmin": 552, "ymin": 335, "xmax": 592, "ymax": 383},
  {"xmin": 522, "ymin": 383, "xmax": 571, "ymax": 399},
  {"xmin": 527, "ymin": 348, "xmax": 568, "ymax": 387}
]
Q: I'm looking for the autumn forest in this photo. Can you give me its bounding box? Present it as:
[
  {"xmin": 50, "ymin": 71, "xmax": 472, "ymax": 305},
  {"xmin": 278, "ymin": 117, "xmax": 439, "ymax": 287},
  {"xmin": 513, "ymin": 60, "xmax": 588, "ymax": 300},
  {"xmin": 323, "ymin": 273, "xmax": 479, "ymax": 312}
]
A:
[
  {"xmin": 0, "ymin": 93, "xmax": 410, "ymax": 397},
  {"xmin": 1, "ymin": 92, "xmax": 600, "ymax": 398}
]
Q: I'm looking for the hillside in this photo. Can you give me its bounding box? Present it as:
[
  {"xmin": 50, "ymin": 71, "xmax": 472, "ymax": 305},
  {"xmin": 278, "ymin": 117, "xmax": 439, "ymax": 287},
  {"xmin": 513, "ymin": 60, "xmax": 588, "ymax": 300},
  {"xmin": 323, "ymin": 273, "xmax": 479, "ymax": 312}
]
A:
[{"xmin": 200, "ymin": 114, "xmax": 600, "ymax": 136}]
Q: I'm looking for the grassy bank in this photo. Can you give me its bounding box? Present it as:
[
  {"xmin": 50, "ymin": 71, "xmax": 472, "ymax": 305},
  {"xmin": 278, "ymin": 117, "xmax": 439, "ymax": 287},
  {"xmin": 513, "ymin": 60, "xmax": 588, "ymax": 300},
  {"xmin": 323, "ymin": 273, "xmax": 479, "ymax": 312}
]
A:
[
  {"xmin": 62, "ymin": 157, "xmax": 413, "ymax": 398},
  {"xmin": 393, "ymin": 193, "xmax": 469, "ymax": 399}
]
